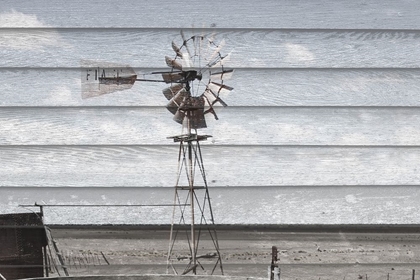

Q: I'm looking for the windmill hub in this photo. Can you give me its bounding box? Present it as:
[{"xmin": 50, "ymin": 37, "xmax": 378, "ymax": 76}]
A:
[
  {"xmin": 160, "ymin": 34, "xmax": 234, "ymax": 130},
  {"xmin": 182, "ymin": 70, "xmax": 202, "ymax": 82}
]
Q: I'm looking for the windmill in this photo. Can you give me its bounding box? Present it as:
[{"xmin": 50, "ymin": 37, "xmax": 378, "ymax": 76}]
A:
[{"xmin": 81, "ymin": 31, "xmax": 234, "ymax": 275}]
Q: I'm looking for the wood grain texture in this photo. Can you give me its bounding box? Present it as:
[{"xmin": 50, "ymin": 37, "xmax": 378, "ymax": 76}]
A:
[
  {"xmin": 3, "ymin": 0, "xmax": 420, "ymax": 29},
  {"xmin": 1, "ymin": 107, "xmax": 420, "ymax": 145},
  {"xmin": 3, "ymin": 68, "xmax": 420, "ymax": 107},
  {"xmin": 2, "ymin": 186, "xmax": 420, "ymax": 224},
  {"xmin": 2, "ymin": 29, "xmax": 420, "ymax": 67},
  {"xmin": 1, "ymin": 146, "xmax": 420, "ymax": 187},
  {"xmin": 2, "ymin": 0, "xmax": 420, "ymax": 224}
]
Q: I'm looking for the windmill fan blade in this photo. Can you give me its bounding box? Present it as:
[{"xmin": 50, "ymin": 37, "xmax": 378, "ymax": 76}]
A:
[
  {"xmin": 162, "ymin": 84, "xmax": 184, "ymax": 100},
  {"xmin": 210, "ymin": 69, "xmax": 234, "ymax": 80},
  {"xmin": 176, "ymin": 33, "xmax": 193, "ymax": 68},
  {"xmin": 165, "ymin": 56, "xmax": 182, "ymax": 70},
  {"xmin": 173, "ymin": 109, "xmax": 186, "ymax": 125},
  {"xmin": 206, "ymin": 39, "xmax": 226, "ymax": 67},
  {"xmin": 166, "ymin": 89, "xmax": 188, "ymax": 115},
  {"xmin": 207, "ymin": 54, "xmax": 229, "ymax": 68},
  {"xmin": 203, "ymin": 90, "xmax": 226, "ymax": 121},
  {"xmin": 180, "ymin": 30, "xmax": 192, "ymax": 61},
  {"xmin": 203, "ymin": 32, "xmax": 216, "ymax": 58},
  {"xmin": 204, "ymin": 106, "xmax": 219, "ymax": 120},
  {"xmin": 209, "ymin": 81, "xmax": 234, "ymax": 93},
  {"xmin": 204, "ymin": 89, "xmax": 228, "ymax": 107},
  {"xmin": 181, "ymin": 52, "xmax": 193, "ymax": 69},
  {"xmin": 172, "ymin": 41, "xmax": 183, "ymax": 57}
]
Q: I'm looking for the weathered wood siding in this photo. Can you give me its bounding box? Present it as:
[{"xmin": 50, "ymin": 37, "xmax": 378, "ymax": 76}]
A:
[{"xmin": 2, "ymin": 0, "xmax": 420, "ymax": 224}]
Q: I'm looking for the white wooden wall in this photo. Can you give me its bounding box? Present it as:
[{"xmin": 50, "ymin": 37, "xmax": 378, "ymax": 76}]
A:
[{"xmin": 2, "ymin": 0, "xmax": 420, "ymax": 224}]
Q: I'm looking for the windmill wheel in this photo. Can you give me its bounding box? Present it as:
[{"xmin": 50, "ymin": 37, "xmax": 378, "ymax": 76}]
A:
[{"xmin": 162, "ymin": 31, "xmax": 234, "ymax": 130}]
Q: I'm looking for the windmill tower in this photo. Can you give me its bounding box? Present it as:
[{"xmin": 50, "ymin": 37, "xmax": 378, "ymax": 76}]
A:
[{"xmin": 81, "ymin": 31, "xmax": 234, "ymax": 275}]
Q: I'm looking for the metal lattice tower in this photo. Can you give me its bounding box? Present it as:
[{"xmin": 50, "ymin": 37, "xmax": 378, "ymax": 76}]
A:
[{"xmin": 166, "ymin": 131, "xmax": 223, "ymax": 275}]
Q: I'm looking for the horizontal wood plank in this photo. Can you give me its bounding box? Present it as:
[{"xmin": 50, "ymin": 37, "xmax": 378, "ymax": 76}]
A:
[
  {"xmin": 2, "ymin": 186, "xmax": 419, "ymax": 224},
  {"xmin": 1, "ymin": 146, "xmax": 420, "ymax": 187},
  {"xmin": 2, "ymin": 0, "xmax": 420, "ymax": 29},
  {"xmin": 3, "ymin": 68, "xmax": 420, "ymax": 106},
  {"xmin": 3, "ymin": 0, "xmax": 420, "ymax": 226},
  {"xmin": 3, "ymin": 29, "xmax": 420, "ymax": 67},
  {"xmin": 1, "ymin": 107, "xmax": 420, "ymax": 145}
]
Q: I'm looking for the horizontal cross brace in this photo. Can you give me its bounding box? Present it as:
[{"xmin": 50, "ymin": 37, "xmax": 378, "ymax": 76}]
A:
[
  {"xmin": 168, "ymin": 134, "xmax": 212, "ymax": 142},
  {"xmin": 176, "ymin": 186, "xmax": 206, "ymax": 190}
]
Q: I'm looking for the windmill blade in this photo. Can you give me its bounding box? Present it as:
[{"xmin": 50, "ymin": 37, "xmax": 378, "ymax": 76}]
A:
[
  {"xmin": 81, "ymin": 60, "xmax": 137, "ymax": 99},
  {"xmin": 191, "ymin": 35, "xmax": 204, "ymax": 62},
  {"xmin": 210, "ymin": 69, "xmax": 234, "ymax": 80},
  {"xmin": 203, "ymin": 32, "xmax": 216, "ymax": 58},
  {"xmin": 198, "ymin": 27, "xmax": 210, "ymax": 60},
  {"xmin": 210, "ymin": 38, "xmax": 226, "ymax": 56},
  {"xmin": 165, "ymin": 56, "xmax": 183, "ymax": 70},
  {"xmin": 166, "ymin": 89, "xmax": 188, "ymax": 115},
  {"xmin": 203, "ymin": 90, "xmax": 226, "ymax": 121},
  {"xmin": 204, "ymin": 106, "xmax": 219, "ymax": 120},
  {"xmin": 201, "ymin": 36, "xmax": 222, "ymax": 59},
  {"xmin": 204, "ymin": 38, "xmax": 231, "ymax": 69},
  {"xmin": 180, "ymin": 30, "xmax": 195, "ymax": 69},
  {"xmin": 206, "ymin": 39, "xmax": 226, "ymax": 67},
  {"xmin": 209, "ymin": 53, "xmax": 231, "ymax": 68},
  {"xmin": 162, "ymin": 84, "xmax": 184, "ymax": 100},
  {"xmin": 209, "ymin": 81, "xmax": 234, "ymax": 93},
  {"xmin": 181, "ymin": 52, "xmax": 193, "ymax": 69},
  {"xmin": 172, "ymin": 41, "xmax": 183, "ymax": 57},
  {"xmin": 176, "ymin": 32, "xmax": 194, "ymax": 69},
  {"xmin": 173, "ymin": 109, "xmax": 186, "ymax": 125},
  {"xmin": 203, "ymin": 93, "xmax": 220, "ymax": 120},
  {"xmin": 172, "ymin": 40, "xmax": 193, "ymax": 68},
  {"xmin": 204, "ymin": 89, "xmax": 228, "ymax": 107},
  {"xmin": 203, "ymin": 89, "xmax": 217, "ymax": 105}
]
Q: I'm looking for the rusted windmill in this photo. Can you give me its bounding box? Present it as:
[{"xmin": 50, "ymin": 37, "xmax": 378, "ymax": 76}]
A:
[{"xmin": 81, "ymin": 31, "xmax": 234, "ymax": 275}]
